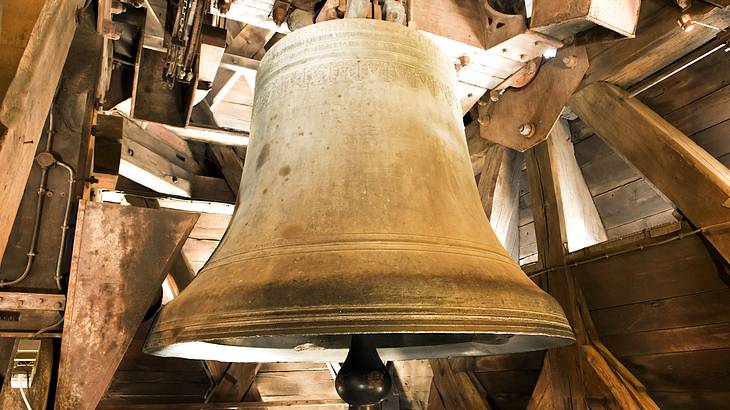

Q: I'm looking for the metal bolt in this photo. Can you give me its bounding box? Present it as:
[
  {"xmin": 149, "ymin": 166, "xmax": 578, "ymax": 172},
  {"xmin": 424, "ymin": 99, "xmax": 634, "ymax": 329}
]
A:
[
  {"xmin": 562, "ymin": 55, "xmax": 578, "ymax": 68},
  {"xmin": 489, "ymin": 90, "xmax": 500, "ymax": 102},
  {"xmin": 56, "ymin": 302, "xmax": 64, "ymax": 309},
  {"xmin": 501, "ymin": 48, "xmax": 508, "ymax": 54},
  {"xmin": 171, "ymin": 176, "xmax": 179, "ymax": 183},
  {"xmin": 478, "ymin": 116, "xmax": 490, "ymax": 126},
  {"xmin": 519, "ymin": 53, "xmax": 527, "ymax": 61},
  {"xmin": 458, "ymin": 55, "xmax": 471, "ymax": 67},
  {"xmin": 46, "ymin": 190, "xmax": 54, "ymax": 198},
  {"xmin": 127, "ymin": 148, "xmax": 134, "ymax": 156},
  {"xmin": 534, "ymin": 40, "xmax": 542, "ymax": 47},
  {"xmin": 519, "ymin": 123, "xmax": 535, "ymax": 137}
]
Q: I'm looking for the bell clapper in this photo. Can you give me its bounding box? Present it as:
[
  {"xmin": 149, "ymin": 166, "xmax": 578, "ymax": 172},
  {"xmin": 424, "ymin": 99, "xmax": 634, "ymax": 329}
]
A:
[{"xmin": 335, "ymin": 335, "xmax": 392, "ymax": 407}]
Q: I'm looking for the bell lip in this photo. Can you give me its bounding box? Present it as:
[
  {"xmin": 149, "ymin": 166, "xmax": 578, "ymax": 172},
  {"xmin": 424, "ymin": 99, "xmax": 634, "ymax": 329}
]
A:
[{"xmin": 143, "ymin": 331, "xmax": 575, "ymax": 363}]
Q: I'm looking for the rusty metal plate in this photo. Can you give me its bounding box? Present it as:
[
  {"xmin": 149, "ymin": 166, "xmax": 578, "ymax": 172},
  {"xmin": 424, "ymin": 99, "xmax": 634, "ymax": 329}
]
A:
[
  {"xmin": 55, "ymin": 201, "xmax": 198, "ymax": 410},
  {"xmin": 478, "ymin": 46, "xmax": 589, "ymax": 152}
]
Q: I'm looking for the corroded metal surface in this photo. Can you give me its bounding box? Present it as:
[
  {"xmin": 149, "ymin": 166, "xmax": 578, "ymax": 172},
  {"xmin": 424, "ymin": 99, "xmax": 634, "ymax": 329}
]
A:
[
  {"xmin": 55, "ymin": 201, "xmax": 198, "ymax": 410},
  {"xmin": 479, "ymin": 46, "xmax": 589, "ymax": 152},
  {"xmin": 146, "ymin": 19, "xmax": 574, "ymax": 363}
]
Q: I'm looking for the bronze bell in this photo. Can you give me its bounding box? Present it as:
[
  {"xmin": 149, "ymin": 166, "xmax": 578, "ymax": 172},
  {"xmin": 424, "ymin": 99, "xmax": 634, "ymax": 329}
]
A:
[{"xmin": 144, "ymin": 19, "xmax": 574, "ymax": 364}]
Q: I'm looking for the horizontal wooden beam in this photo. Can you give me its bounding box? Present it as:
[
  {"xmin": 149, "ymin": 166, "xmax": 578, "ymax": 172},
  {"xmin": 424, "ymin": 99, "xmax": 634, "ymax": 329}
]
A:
[{"xmin": 164, "ymin": 123, "xmax": 250, "ymax": 146}]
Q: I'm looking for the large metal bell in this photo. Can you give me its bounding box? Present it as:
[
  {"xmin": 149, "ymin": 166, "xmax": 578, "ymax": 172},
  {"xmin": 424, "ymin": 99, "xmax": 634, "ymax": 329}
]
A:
[{"xmin": 144, "ymin": 19, "xmax": 574, "ymax": 363}]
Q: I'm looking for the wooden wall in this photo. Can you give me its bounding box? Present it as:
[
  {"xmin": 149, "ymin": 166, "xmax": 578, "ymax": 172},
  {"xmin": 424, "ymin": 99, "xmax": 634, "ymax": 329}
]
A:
[
  {"xmin": 519, "ymin": 33, "xmax": 730, "ymax": 264},
  {"xmin": 98, "ymin": 319, "xmax": 211, "ymax": 406},
  {"xmin": 574, "ymin": 234, "xmax": 730, "ymax": 409}
]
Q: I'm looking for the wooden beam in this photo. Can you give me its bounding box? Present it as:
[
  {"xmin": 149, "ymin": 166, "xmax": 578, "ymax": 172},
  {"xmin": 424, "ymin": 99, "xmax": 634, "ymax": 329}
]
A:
[
  {"xmin": 207, "ymin": 69, "xmax": 243, "ymax": 111},
  {"xmin": 164, "ymin": 123, "xmax": 250, "ymax": 146},
  {"xmin": 570, "ymin": 81, "xmax": 730, "ymax": 262},
  {"xmin": 0, "ymin": 0, "xmax": 84, "ymax": 261},
  {"xmin": 477, "ymin": 143, "xmax": 522, "ymax": 260},
  {"xmin": 210, "ymin": 145, "xmax": 244, "ymax": 196},
  {"xmin": 392, "ymin": 360, "xmax": 433, "ymax": 409},
  {"xmin": 583, "ymin": 0, "xmax": 730, "ymax": 87},
  {"xmin": 429, "ymin": 359, "xmax": 490, "ymax": 410},
  {"xmin": 525, "ymin": 131, "xmax": 658, "ymax": 409},
  {"xmin": 206, "ymin": 363, "xmax": 261, "ymax": 402},
  {"xmin": 546, "ymin": 119, "xmax": 607, "ymax": 252}
]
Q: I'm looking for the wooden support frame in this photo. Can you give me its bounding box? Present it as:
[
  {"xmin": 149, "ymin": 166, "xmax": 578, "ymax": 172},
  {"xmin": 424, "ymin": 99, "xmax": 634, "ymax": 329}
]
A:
[
  {"xmin": 429, "ymin": 359, "xmax": 490, "ymax": 410},
  {"xmin": 570, "ymin": 81, "xmax": 730, "ymax": 262},
  {"xmin": 525, "ymin": 127, "xmax": 659, "ymax": 409},
  {"xmin": 0, "ymin": 0, "xmax": 85, "ymax": 261}
]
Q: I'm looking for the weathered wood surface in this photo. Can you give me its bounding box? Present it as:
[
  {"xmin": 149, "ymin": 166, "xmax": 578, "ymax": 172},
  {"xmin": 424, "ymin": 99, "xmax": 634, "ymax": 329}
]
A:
[
  {"xmin": 477, "ymin": 143, "xmax": 521, "ymax": 261},
  {"xmin": 429, "ymin": 359, "xmax": 490, "ymax": 410},
  {"xmin": 584, "ymin": 0, "xmax": 730, "ymax": 87},
  {"xmin": 525, "ymin": 130, "xmax": 658, "ymax": 409},
  {"xmin": 570, "ymin": 81, "xmax": 730, "ymax": 262},
  {"xmin": 0, "ymin": 0, "xmax": 85, "ymax": 262}
]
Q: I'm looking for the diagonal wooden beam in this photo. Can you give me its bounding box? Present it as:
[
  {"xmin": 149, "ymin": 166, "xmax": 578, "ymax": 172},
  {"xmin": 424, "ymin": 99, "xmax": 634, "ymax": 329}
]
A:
[
  {"xmin": 206, "ymin": 362, "xmax": 261, "ymax": 402},
  {"xmin": 570, "ymin": 81, "xmax": 730, "ymax": 262},
  {"xmin": 0, "ymin": 0, "xmax": 85, "ymax": 261},
  {"xmin": 428, "ymin": 359, "xmax": 490, "ymax": 410}
]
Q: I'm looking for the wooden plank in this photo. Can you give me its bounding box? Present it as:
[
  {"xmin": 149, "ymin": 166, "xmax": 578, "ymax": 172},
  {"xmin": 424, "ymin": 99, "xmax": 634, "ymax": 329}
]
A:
[
  {"xmin": 602, "ymin": 323, "xmax": 730, "ymax": 357},
  {"xmin": 651, "ymin": 391, "xmax": 730, "ymax": 409},
  {"xmin": 691, "ymin": 119, "xmax": 730, "ymax": 159},
  {"xmin": 477, "ymin": 144, "xmax": 521, "ymax": 260},
  {"xmin": 574, "ymin": 235, "xmax": 724, "ymax": 309},
  {"xmin": 475, "ymin": 370, "xmax": 541, "ymax": 395},
  {"xmin": 571, "ymin": 81, "xmax": 730, "ymax": 262},
  {"xmin": 592, "ymin": 178, "xmax": 674, "ymax": 230},
  {"xmin": 210, "ymin": 145, "xmax": 244, "ymax": 195},
  {"xmin": 206, "ymin": 363, "xmax": 261, "ymax": 402},
  {"xmin": 633, "ymin": 38, "xmax": 730, "ymax": 117},
  {"xmin": 664, "ymin": 84, "xmax": 730, "ymax": 137},
  {"xmin": 583, "ymin": 1, "xmax": 730, "ymax": 87},
  {"xmin": 429, "ymin": 359, "xmax": 490, "ymax": 410},
  {"xmin": 392, "ymin": 360, "xmax": 432, "ymax": 410},
  {"xmin": 605, "ymin": 209, "xmax": 677, "ymax": 239},
  {"xmin": 622, "ymin": 349, "xmax": 730, "ymax": 392},
  {"xmin": 255, "ymin": 370, "xmax": 342, "ymax": 402},
  {"xmin": 0, "ymin": 0, "xmax": 85, "ymax": 260},
  {"xmin": 591, "ymin": 289, "xmax": 730, "ymax": 336},
  {"xmin": 547, "ymin": 119, "xmax": 607, "ymax": 252},
  {"xmin": 450, "ymin": 351, "xmax": 545, "ymax": 373}
]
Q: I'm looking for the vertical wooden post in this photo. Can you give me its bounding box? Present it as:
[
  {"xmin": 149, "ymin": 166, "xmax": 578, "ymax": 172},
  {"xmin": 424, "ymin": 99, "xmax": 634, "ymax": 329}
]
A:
[
  {"xmin": 525, "ymin": 123, "xmax": 658, "ymax": 409},
  {"xmin": 477, "ymin": 143, "xmax": 522, "ymax": 261}
]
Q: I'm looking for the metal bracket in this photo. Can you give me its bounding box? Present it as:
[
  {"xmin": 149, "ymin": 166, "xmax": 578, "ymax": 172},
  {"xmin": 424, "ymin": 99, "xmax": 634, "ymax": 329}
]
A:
[{"xmin": 478, "ymin": 46, "xmax": 589, "ymax": 152}]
